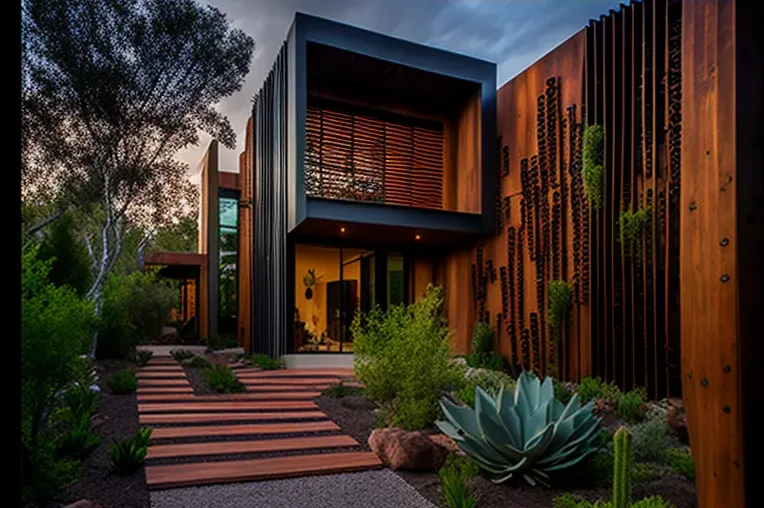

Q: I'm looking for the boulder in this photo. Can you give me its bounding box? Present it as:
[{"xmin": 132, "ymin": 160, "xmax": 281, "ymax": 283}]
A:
[
  {"xmin": 666, "ymin": 397, "xmax": 689, "ymax": 444},
  {"xmin": 368, "ymin": 428, "xmax": 448, "ymax": 471},
  {"xmin": 64, "ymin": 500, "xmax": 102, "ymax": 508},
  {"xmin": 428, "ymin": 433, "xmax": 464, "ymax": 456}
]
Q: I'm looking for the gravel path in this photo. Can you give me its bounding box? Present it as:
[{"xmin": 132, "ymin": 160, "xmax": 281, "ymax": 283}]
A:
[{"xmin": 150, "ymin": 469, "xmax": 436, "ymax": 508}]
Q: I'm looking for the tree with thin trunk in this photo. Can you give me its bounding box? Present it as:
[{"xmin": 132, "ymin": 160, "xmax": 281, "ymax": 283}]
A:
[{"xmin": 21, "ymin": 0, "xmax": 254, "ymax": 356}]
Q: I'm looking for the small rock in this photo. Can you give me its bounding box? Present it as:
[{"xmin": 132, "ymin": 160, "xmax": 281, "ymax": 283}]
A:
[
  {"xmin": 449, "ymin": 357, "xmax": 468, "ymax": 368},
  {"xmin": 64, "ymin": 500, "xmax": 102, "ymax": 508},
  {"xmin": 368, "ymin": 428, "xmax": 448, "ymax": 471},
  {"xmin": 666, "ymin": 397, "xmax": 689, "ymax": 445},
  {"xmin": 91, "ymin": 414, "xmax": 109, "ymax": 430},
  {"xmin": 428, "ymin": 433, "xmax": 464, "ymax": 456}
]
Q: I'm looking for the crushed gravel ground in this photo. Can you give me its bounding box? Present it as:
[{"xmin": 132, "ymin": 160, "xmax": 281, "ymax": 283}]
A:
[{"xmin": 150, "ymin": 469, "xmax": 435, "ymax": 508}]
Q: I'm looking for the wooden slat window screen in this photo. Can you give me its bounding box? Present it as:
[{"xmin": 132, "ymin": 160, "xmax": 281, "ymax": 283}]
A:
[{"xmin": 305, "ymin": 105, "xmax": 444, "ymax": 209}]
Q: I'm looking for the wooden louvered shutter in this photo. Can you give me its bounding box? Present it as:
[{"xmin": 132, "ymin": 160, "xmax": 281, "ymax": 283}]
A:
[{"xmin": 305, "ymin": 105, "xmax": 444, "ymax": 209}]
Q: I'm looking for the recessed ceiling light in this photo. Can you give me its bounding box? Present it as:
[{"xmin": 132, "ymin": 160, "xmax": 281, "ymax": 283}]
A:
[
  {"xmin": 415, "ymin": 234, "xmax": 421, "ymax": 240},
  {"xmin": 340, "ymin": 227, "xmax": 346, "ymax": 233}
]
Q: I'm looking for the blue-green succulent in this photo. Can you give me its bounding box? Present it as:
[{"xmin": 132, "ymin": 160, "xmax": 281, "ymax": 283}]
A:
[{"xmin": 436, "ymin": 371, "xmax": 603, "ymax": 486}]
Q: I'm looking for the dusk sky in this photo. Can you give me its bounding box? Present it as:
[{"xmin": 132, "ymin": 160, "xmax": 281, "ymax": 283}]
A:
[{"xmin": 181, "ymin": 0, "xmax": 623, "ymax": 177}]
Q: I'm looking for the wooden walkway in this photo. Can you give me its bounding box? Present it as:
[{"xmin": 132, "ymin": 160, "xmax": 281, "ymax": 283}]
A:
[{"xmin": 137, "ymin": 358, "xmax": 382, "ymax": 490}]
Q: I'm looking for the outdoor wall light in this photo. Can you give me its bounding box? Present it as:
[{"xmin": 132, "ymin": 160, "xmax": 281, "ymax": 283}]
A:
[
  {"xmin": 340, "ymin": 227, "xmax": 346, "ymax": 233},
  {"xmin": 415, "ymin": 234, "xmax": 421, "ymax": 240}
]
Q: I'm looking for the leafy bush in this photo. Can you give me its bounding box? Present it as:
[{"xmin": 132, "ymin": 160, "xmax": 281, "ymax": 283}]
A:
[
  {"xmin": 554, "ymin": 379, "xmax": 574, "ymax": 405},
  {"xmin": 321, "ymin": 381, "xmax": 365, "ymax": 398},
  {"xmin": 577, "ymin": 376, "xmax": 621, "ymax": 406},
  {"xmin": 185, "ymin": 355, "xmax": 213, "ymax": 370},
  {"xmin": 111, "ymin": 427, "xmax": 152, "ymax": 475},
  {"xmin": 252, "ymin": 353, "xmax": 283, "ymax": 370},
  {"xmin": 632, "ymin": 463, "xmax": 665, "ymax": 483},
  {"xmin": 206, "ymin": 333, "xmax": 238, "ymax": 351},
  {"xmin": 617, "ymin": 388, "xmax": 647, "ymax": 423},
  {"xmin": 455, "ymin": 369, "xmax": 515, "ymax": 408},
  {"xmin": 470, "ymin": 321, "xmax": 495, "ymax": 356},
  {"xmin": 171, "ymin": 348, "xmax": 196, "ymax": 362},
  {"xmin": 134, "ymin": 349, "xmax": 153, "ymax": 367},
  {"xmin": 97, "ymin": 270, "xmax": 176, "ymax": 359},
  {"xmin": 352, "ymin": 285, "xmax": 462, "ymax": 429},
  {"xmin": 438, "ymin": 373, "xmax": 602, "ymax": 486},
  {"xmin": 439, "ymin": 458, "xmax": 478, "ymax": 508},
  {"xmin": 465, "ymin": 351, "xmax": 506, "ymax": 371},
  {"xmin": 22, "ymin": 438, "xmax": 82, "ymax": 506},
  {"xmin": 442, "ymin": 453, "xmax": 480, "ymax": 483},
  {"xmin": 63, "ymin": 383, "xmax": 99, "ymax": 421},
  {"xmin": 57, "ymin": 412, "xmax": 101, "ymax": 460},
  {"xmin": 204, "ymin": 365, "xmax": 245, "ymax": 393},
  {"xmin": 630, "ymin": 418, "xmax": 676, "ymax": 462},
  {"xmin": 665, "ymin": 448, "xmax": 694, "ymax": 482},
  {"xmin": 108, "ymin": 369, "xmax": 138, "ymax": 394},
  {"xmin": 589, "ymin": 450, "xmax": 614, "ymax": 486}
]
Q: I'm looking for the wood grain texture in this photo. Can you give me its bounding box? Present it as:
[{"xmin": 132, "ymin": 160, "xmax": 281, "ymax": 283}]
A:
[
  {"xmin": 237, "ymin": 116, "xmax": 254, "ymax": 351},
  {"xmin": 150, "ymin": 421, "xmax": 340, "ymax": 439},
  {"xmin": 137, "ymin": 392, "xmax": 321, "ymax": 402},
  {"xmin": 139, "ymin": 411, "xmax": 328, "ymax": 425},
  {"xmin": 146, "ymin": 435, "xmax": 358, "ymax": 459},
  {"xmin": 138, "ymin": 401, "xmax": 318, "ymax": 412},
  {"xmin": 145, "ymin": 451, "xmax": 383, "ymax": 489}
]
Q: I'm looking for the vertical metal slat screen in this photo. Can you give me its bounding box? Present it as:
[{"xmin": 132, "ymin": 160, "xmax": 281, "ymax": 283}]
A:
[
  {"xmin": 252, "ymin": 44, "xmax": 288, "ymax": 357},
  {"xmin": 305, "ymin": 106, "xmax": 444, "ymax": 209}
]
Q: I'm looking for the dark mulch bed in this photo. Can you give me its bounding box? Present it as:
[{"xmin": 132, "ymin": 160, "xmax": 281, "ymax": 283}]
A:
[
  {"xmin": 53, "ymin": 360, "xmax": 149, "ymax": 508},
  {"xmin": 318, "ymin": 393, "xmax": 698, "ymax": 508},
  {"xmin": 315, "ymin": 395, "xmax": 376, "ymax": 452}
]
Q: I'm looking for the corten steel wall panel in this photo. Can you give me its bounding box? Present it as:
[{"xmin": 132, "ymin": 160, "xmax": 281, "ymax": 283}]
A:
[
  {"xmin": 444, "ymin": 32, "xmax": 590, "ymax": 378},
  {"xmin": 237, "ymin": 117, "xmax": 254, "ymax": 351},
  {"xmin": 586, "ymin": 0, "xmax": 681, "ymax": 399},
  {"xmin": 681, "ymin": 0, "xmax": 764, "ymax": 506},
  {"xmin": 291, "ymin": 12, "xmax": 496, "ymax": 235},
  {"xmin": 252, "ymin": 44, "xmax": 290, "ymax": 357},
  {"xmin": 197, "ymin": 140, "xmax": 220, "ymax": 340}
]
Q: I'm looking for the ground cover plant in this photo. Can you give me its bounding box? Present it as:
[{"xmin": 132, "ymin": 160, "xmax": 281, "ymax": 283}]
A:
[
  {"xmin": 321, "ymin": 381, "xmax": 365, "ymax": 398},
  {"xmin": 252, "ymin": 353, "xmax": 284, "ymax": 370},
  {"xmin": 171, "ymin": 348, "xmax": 196, "ymax": 363},
  {"xmin": 111, "ymin": 427, "xmax": 152, "ymax": 475},
  {"xmin": 108, "ymin": 369, "xmax": 138, "ymax": 394},
  {"xmin": 204, "ymin": 364, "xmax": 246, "ymax": 393}
]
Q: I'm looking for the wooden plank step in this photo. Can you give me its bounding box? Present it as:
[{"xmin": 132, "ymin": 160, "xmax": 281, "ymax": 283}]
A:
[
  {"xmin": 146, "ymin": 359, "xmax": 178, "ymax": 365},
  {"xmin": 138, "ymin": 379, "xmax": 190, "ymax": 386},
  {"xmin": 138, "ymin": 372, "xmax": 188, "ymax": 379},
  {"xmin": 240, "ymin": 384, "xmax": 333, "ymax": 391},
  {"xmin": 141, "ymin": 366, "xmax": 184, "ymax": 372},
  {"xmin": 140, "ymin": 411, "xmax": 328, "ymax": 425},
  {"xmin": 137, "ymin": 387, "xmax": 194, "ymax": 394},
  {"xmin": 138, "ymin": 401, "xmax": 318, "ymax": 413},
  {"xmin": 238, "ymin": 377, "xmax": 340, "ymax": 385},
  {"xmin": 145, "ymin": 451, "xmax": 383, "ymax": 489},
  {"xmin": 239, "ymin": 369, "xmax": 354, "ymax": 378},
  {"xmin": 151, "ymin": 421, "xmax": 340, "ymax": 439},
  {"xmin": 137, "ymin": 392, "xmax": 320, "ymax": 402},
  {"xmin": 147, "ymin": 434, "xmax": 358, "ymax": 459}
]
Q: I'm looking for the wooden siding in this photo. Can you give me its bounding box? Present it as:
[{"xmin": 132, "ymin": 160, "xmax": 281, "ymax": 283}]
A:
[
  {"xmin": 252, "ymin": 43, "xmax": 290, "ymax": 356},
  {"xmin": 197, "ymin": 140, "xmax": 219, "ymax": 340},
  {"xmin": 454, "ymin": 90, "xmax": 482, "ymax": 214},
  {"xmin": 237, "ymin": 117, "xmax": 254, "ymax": 351},
  {"xmin": 681, "ymin": 0, "xmax": 763, "ymax": 506}
]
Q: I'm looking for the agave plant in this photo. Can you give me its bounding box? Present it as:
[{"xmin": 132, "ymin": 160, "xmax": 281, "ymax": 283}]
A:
[{"xmin": 436, "ymin": 371, "xmax": 602, "ymax": 486}]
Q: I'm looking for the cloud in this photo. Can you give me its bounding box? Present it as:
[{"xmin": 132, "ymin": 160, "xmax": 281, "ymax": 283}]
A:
[{"xmin": 177, "ymin": 0, "xmax": 622, "ymax": 173}]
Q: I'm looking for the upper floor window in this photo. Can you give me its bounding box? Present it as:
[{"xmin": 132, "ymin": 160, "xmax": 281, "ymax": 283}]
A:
[{"xmin": 305, "ymin": 102, "xmax": 444, "ymax": 210}]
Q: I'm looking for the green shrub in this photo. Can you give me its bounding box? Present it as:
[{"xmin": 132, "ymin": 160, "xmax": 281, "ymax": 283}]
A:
[
  {"xmin": 554, "ymin": 494, "xmax": 611, "ymax": 508},
  {"xmin": 439, "ymin": 462, "xmax": 477, "ymax": 508},
  {"xmin": 373, "ymin": 408, "xmax": 388, "ymax": 429},
  {"xmin": 630, "ymin": 418, "xmax": 676, "ymax": 462},
  {"xmin": 206, "ymin": 333, "xmax": 238, "ymax": 351},
  {"xmin": 134, "ymin": 349, "xmax": 153, "ymax": 367},
  {"xmin": 631, "ymin": 497, "xmax": 675, "ymax": 508},
  {"xmin": 583, "ymin": 124, "xmax": 605, "ymax": 210},
  {"xmin": 63, "ymin": 383, "xmax": 99, "ymax": 421},
  {"xmin": 590, "ymin": 450, "xmax": 614, "ymax": 486},
  {"xmin": 111, "ymin": 427, "xmax": 151, "ymax": 475},
  {"xmin": 171, "ymin": 348, "xmax": 196, "ymax": 362},
  {"xmin": 455, "ymin": 369, "xmax": 515, "ymax": 408},
  {"xmin": 470, "ymin": 321, "xmax": 495, "ymax": 356},
  {"xmin": 204, "ymin": 364, "xmax": 245, "ymax": 393},
  {"xmin": 108, "ymin": 369, "xmax": 138, "ymax": 394},
  {"xmin": 321, "ymin": 381, "xmax": 365, "ymax": 398},
  {"xmin": 442, "ymin": 453, "xmax": 480, "ymax": 483},
  {"xmin": 665, "ymin": 448, "xmax": 695, "ymax": 482},
  {"xmin": 554, "ymin": 379, "xmax": 574, "ymax": 405},
  {"xmin": 577, "ymin": 376, "xmax": 621, "ymax": 406},
  {"xmin": 57, "ymin": 412, "xmax": 101, "ymax": 460},
  {"xmin": 465, "ymin": 351, "xmax": 506, "ymax": 371},
  {"xmin": 618, "ymin": 388, "xmax": 647, "ymax": 423},
  {"xmin": 632, "ymin": 463, "xmax": 665, "ymax": 483},
  {"xmin": 22, "ymin": 243, "xmax": 94, "ymax": 446},
  {"xmin": 252, "ymin": 353, "xmax": 283, "ymax": 370},
  {"xmin": 36, "ymin": 211, "xmax": 92, "ymax": 295},
  {"xmin": 352, "ymin": 285, "xmax": 462, "ymax": 430},
  {"xmin": 98, "ymin": 270, "xmax": 176, "ymax": 359},
  {"xmin": 22, "ymin": 439, "xmax": 82, "ymax": 506},
  {"xmin": 185, "ymin": 355, "xmax": 213, "ymax": 370}
]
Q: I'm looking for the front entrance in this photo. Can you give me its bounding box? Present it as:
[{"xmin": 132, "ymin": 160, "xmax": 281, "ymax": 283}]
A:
[{"xmin": 292, "ymin": 243, "xmax": 409, "ymax": 353}]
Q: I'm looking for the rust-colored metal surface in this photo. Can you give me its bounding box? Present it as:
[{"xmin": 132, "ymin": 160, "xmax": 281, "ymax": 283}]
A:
[{"xmin": 237, "ymin": 117, "xmax": 254, "ymax": 351}]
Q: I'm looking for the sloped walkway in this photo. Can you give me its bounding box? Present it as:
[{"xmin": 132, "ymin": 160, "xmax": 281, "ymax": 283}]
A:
[{"xmin": 136, "ymin": 357, "xmax": 383, "ymax": 490}]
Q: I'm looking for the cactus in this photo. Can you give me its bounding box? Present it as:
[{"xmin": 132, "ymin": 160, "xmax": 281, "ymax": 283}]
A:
[{"xmin": 612, "ymin": 427, "xmax": 633, "ymax": 508}]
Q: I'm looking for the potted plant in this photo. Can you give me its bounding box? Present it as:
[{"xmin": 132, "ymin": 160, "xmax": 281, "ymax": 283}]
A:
[{"xmin": 303, "ymin": 269, "xmax": 317, "ymax": 299}]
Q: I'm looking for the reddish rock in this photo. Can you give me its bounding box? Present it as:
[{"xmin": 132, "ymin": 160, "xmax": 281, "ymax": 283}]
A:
[
  {"xmin": 64, "ymin": 500, "xmax": 102, "ymax": 508},
  {"xmin": 667, "ymin": 397, "xmax": 689, "ymax": 444},
  {"xmin": 368, "ymin": 428, "xmax": 448, "ymax": 471},
  {"xmin": 429, "ymin": 433, "xmax": 465, "ymax": 456}
]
